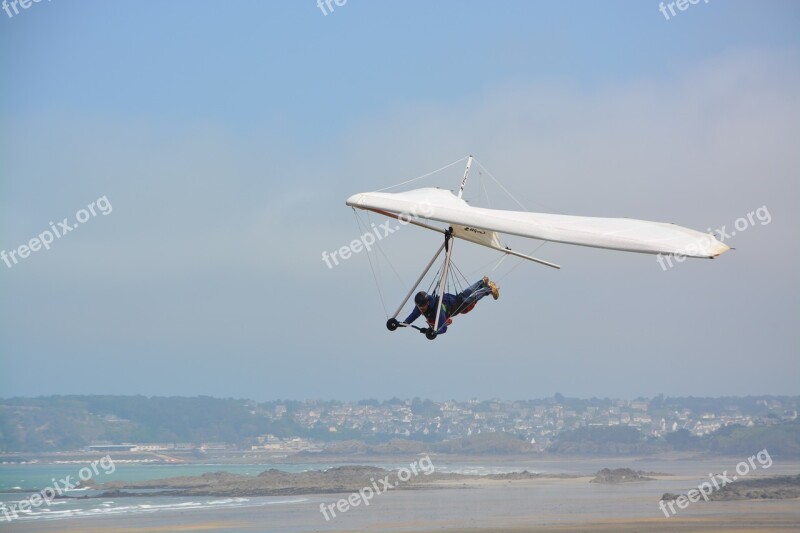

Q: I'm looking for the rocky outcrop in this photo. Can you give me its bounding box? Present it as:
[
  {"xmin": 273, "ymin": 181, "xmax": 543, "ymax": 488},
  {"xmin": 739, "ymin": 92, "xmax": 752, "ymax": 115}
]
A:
[{"xmin": 589, "ymin": 468, "xmax": 655, "ymax": 483}]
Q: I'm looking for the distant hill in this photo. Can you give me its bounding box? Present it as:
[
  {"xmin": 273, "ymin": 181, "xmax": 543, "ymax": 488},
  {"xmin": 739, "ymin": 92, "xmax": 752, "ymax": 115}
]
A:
[
  {"xmin": 548, "ymin": 426, "xmax": 658, "ymax": 455},
  {"xmin": 314, "ymin": 434, "xmax": 535, "ymax": 455},
  {"xmin": 433, "ymin": 432, "xmax": 535, "ymax": 454},
  {"xmin": 2, "ymin": 395, "xmax": 798, "ymax": 456},
  {"xmin": 0, "ymin": 395, "xmax": 288, "ymax": 451},
  {"xmin": 706, "ymin": 420, "xmax": 800, "ymax": 456},
  {"xmin": 549, "ymin": 421, "xmax": 800, "ymax": 457}
]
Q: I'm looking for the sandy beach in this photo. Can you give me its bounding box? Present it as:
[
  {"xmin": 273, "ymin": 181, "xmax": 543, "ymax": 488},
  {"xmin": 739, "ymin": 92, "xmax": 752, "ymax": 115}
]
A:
[{"xmin": 6, "ymin": 475, "xmax": 799, "ymax": 533}]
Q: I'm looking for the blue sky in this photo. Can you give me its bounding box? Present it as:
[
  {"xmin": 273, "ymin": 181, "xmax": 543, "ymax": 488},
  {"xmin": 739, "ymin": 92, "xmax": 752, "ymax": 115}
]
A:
[{"xmin": 1, "ymin": 1, "xmax": 798, "ymax": 401}]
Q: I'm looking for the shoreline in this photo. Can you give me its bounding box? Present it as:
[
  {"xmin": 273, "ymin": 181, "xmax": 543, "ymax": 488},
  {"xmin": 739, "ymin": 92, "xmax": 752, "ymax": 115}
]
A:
[
  {"xmin": 5, "ymin": 484, "xmax": 799, "ymax": 533},
  {"xmin": 3, "ymin": 459, "xmax": 799, "ymax": 533}
]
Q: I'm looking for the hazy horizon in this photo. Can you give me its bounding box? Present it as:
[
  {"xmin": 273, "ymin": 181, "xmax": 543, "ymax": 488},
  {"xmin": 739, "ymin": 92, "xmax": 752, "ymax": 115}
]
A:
[{"xmin": 2, "ymin": 393, "xmax": 800, "ymax": 404}]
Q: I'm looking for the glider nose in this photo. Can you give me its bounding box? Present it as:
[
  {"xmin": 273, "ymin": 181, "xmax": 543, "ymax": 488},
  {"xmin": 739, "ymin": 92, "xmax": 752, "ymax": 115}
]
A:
[{"xmin": 346, "ymin": 193, "xmax": 365, "ymax": 208}]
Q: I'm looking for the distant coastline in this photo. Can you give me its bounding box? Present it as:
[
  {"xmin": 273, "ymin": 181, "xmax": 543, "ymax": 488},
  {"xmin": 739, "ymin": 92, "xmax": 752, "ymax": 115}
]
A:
[{"xmin": 2, "ymin": 395, "xmax": 798, "ymax": 458}]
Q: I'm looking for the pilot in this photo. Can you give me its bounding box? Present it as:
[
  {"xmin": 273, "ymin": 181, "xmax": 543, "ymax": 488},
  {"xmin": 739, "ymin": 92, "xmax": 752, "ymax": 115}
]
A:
[{"xmin": 402, "ymin": 276, "xmax": 499, "ymax": 335}]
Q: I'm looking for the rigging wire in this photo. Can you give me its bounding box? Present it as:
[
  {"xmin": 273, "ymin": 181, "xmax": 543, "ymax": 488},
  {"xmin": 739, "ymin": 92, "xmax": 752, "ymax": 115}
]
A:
[
  {"xmin": 376, "ymin": 156, "xmax": 468, "ymax": 192},
  {"xmin": 364, "ymin": 211, "xmax": 408, "ymax": 289},
  {"xmin": 464, "ymin": 250, "xmax": 510, "ymax": 280},
  {"xmin": 495, "ymin": 240, "xmax": 550, "ymax": 283},
  {"xmin": 427, "ymin": 264, "xmax": 443, "ymax": 294},
  {"xmin": 479, "ymin": 169, "xmax": 492, "ymax": 209},
  {"xmin": 474, "ymin": 158, "xmax": 564, "ymax": 214},
  {"xmin": 473, "ymin": 159, "xmax": 528, "ymax": 211},
  {"xmin": 352, "ymin": 209, "xmax": 389, "ymax": 318},
  {"xmin": 449, "ymin": 259, "xmax": 470, "ymax": 297},
  {"xmin": 469, "ymin": 157, "xmax": 558, "ymax": 282},
  {"xmin": 356, "ymin": 155, "xmax": 559, "ymax": 323}
]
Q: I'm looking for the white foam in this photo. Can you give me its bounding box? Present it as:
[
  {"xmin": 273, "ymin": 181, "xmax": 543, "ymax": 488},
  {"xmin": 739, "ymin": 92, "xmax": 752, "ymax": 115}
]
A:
[
  {"xmin": 266, "ymin": 498, "xmax": 308, "ymax": 505},
  {"xmin": 4, "ymin": 494, "xmax": 309, "ymax": 523}
]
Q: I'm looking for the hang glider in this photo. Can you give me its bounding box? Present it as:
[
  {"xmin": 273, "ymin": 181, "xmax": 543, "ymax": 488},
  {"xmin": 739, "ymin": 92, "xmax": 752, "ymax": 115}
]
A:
[
  {"xmin": 347, "ymin": 186, "xmax": 730, "ymax": 263},
  {"xmin": 346, "ymin": 156, "xmax": 729, "ymax": 339}
]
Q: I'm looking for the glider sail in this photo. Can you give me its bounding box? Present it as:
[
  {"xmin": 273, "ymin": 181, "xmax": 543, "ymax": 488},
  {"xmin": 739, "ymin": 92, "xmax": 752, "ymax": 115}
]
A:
[
  {"xmin": 347, "ymin": 155, "xmax": 730, "ymax": 340},
  {"xmin": 346, "ymin": 187, "xmax": 730, "ymax": 259}
]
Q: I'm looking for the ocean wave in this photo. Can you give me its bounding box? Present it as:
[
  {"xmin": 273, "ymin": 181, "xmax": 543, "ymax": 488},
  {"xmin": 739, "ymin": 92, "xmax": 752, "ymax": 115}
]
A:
[
  {"xmin": 208, "ymin": 497, "xmax": 250, "ymax": 505},
  {"xmin": 4, "ymin": 494, "xmax": 308, "ymax": 523},
  {"xmin": 266, "ymin": 498, "xmax": 308, "ymax": 505}
]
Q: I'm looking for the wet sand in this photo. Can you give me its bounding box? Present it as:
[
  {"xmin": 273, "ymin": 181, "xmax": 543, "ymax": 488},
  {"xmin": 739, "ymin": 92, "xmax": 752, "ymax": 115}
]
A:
[
  {"xmin": 40, "ymin": 516, "xmax": 800, "ymax": 533},
  {"xmin": 7, "ymin": 476, "xmax": 799, "ymax": 533}
]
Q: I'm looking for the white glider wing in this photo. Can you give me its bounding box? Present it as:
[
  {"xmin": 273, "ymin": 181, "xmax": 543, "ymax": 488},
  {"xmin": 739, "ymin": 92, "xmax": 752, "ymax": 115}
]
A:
[{"xmin": 346, "ymin": 187, "xmax": 730, "ymax": 258}]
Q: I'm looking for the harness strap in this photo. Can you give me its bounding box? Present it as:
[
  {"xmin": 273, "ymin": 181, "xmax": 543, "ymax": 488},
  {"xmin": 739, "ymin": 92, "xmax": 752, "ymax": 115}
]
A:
[{"xmin": 426, "ymin": 303, "xmax": 452, "ymax": 327}]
